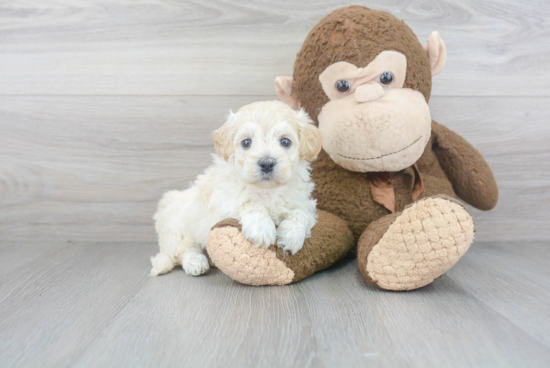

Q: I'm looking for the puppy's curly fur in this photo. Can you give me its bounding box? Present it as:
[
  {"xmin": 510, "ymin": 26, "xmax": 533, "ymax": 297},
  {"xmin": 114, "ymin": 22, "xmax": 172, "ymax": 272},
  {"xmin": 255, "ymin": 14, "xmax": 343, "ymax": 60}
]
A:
[{"xmin": 150, "ymin": 101, "xmax": 322, "ymax": 276}]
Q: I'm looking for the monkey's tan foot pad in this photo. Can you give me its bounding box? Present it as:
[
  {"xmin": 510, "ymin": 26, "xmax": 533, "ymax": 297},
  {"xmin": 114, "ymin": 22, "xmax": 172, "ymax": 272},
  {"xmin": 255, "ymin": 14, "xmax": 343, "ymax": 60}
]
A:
[
  {"xmin": 206, "ymin": 211, "xmax": 355, "ymax": 286},
  {"xmin": 358, "ymin": 196, "xmax": 474, "ymax": 291},
  {"xmin": 207, "ymin": 219, "xmax": 294, "ymax": 285}
]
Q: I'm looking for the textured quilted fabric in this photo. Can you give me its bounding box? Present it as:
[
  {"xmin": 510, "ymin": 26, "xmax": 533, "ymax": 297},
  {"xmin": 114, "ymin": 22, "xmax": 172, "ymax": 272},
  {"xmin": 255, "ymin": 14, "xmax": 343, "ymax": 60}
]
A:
[
  {"xmin": 207, "ymin": 226, "xmax": 294, "ymax": 286},
  {"xmin": 365, "ymin": 197, "xmax": 474, "ymax": 290}
]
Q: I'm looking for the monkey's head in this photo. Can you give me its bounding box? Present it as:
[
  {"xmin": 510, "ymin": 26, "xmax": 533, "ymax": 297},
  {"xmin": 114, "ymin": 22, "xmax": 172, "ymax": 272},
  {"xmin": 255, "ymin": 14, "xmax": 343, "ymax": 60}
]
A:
[{"xmin": 275, "ymin": 5, "xmax": 446, "ymax": 172}]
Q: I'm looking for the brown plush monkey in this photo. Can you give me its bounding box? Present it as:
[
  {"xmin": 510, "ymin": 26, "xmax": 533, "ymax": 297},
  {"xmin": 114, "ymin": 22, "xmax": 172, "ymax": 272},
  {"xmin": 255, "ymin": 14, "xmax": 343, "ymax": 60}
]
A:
[{"xmin": 207, "ymin": 5, "xmax": 498, "ymax": 290}]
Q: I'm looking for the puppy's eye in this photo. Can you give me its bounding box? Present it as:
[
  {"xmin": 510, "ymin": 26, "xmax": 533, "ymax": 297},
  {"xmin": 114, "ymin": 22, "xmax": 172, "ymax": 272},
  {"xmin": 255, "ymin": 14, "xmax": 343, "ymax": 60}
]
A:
[
  {"xmin": 335, "ymin": 80, "xmax": 350, "ymax": 93},
  {"xmin": 241, "ymin": 139, "xmax": 252, "ymax": 149},
  {"xmin": 379, "ymin": 72, "xmax": 393, "ymax": 85},
  {"xmin": 280, "ymin": 138, "xmax": 291, "ymax": 148}
]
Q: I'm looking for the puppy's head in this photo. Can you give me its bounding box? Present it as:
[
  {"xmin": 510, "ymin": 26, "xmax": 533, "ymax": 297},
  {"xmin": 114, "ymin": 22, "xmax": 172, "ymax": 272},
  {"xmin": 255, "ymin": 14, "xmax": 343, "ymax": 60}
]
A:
[{"xmin": 214, "ymin": 100, "xmax": 322, "ymax": 188}]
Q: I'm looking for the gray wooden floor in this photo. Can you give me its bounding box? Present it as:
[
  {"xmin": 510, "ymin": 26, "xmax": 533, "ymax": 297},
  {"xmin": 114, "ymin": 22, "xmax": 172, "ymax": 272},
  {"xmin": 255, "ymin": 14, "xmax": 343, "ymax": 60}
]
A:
[{"xmin": 0, "ymin": 241, "xmax": 549, "ymax": 368}]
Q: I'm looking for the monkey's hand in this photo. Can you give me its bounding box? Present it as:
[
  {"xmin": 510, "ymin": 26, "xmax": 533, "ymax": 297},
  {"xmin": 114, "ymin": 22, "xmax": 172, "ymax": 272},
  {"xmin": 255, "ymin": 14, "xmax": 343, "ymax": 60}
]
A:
[
  {"xmin": 431, "ymin": 120, "xmax": 498, "ymax": 210},
  {"xmin": 207, "ymin": 211, "xmax": 355, "ymax": 286}
]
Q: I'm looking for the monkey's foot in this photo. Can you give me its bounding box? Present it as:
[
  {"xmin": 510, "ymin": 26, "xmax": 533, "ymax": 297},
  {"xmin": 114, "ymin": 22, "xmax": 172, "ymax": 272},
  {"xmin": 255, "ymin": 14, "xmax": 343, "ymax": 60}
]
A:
[
  {"xmin": 206, "ymin": 211, "xmax": 354, "ymax": 286},
  {"xmin": 358, "ymin": 196, "xmax": 474, "ymax": 291}
]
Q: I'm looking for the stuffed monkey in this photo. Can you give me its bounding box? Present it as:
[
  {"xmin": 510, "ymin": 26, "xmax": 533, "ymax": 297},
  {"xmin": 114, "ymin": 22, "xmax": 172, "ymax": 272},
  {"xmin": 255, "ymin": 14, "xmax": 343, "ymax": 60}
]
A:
[{"xmin": 207, "ymin": 5, "xmax": 498, "ymax": 290}]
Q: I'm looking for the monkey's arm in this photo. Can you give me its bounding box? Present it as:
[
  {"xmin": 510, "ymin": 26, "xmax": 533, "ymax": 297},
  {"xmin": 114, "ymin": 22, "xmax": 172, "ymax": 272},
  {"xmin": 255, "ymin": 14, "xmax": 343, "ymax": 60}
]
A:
[{"xmin": 431, "ymin": 121, "xmax": 498, "ymax": 210}]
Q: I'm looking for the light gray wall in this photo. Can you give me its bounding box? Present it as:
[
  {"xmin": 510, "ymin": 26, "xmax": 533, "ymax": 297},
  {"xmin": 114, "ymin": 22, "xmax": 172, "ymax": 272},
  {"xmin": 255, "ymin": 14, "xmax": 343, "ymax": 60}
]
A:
[{"xmin": 1, "ymin": 0, "xmax": 548, "ymax": 242}]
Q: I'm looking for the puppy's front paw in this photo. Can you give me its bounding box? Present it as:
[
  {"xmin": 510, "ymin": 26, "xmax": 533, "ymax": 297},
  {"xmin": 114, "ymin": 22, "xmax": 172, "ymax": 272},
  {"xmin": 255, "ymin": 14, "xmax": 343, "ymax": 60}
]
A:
[
  {"xmin": 182, "ymin": 252, "xmax": 210, "ymax": 276},
  {"xmin": 241, "ymin": 216, "xmax": 277, "ymax": 248},
  {"xmin": 276, "ymin": 220, "xmax": 306, "ymax": 255}
]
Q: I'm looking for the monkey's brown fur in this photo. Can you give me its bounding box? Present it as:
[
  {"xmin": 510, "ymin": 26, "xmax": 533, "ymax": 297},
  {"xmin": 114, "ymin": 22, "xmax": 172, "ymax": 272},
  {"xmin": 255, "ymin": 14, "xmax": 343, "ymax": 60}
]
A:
[
  {"xmin": 207, "ymin": 5, "xmax": 498, "ymax": 289},
  {"xmin": 311, "ymin": 120, "xmax": 498, "ymax": 242}
]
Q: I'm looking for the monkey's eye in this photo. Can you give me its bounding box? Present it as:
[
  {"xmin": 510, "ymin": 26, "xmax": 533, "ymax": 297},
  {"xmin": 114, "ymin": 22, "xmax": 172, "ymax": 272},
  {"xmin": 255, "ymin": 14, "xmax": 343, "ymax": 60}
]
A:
[
  {"xmin": 280, "ymin": 138, "xmax": 291, "ymax": 148},
  {"xmin": 379, "ymin": 72, "xmax": 393, "ymax": 85},
  {"xmin": 241, "ymin": 139, "xmax": 252, "ymax": 149},
  {"xmin": 335, "ymin": 80, "xmax": 350, "ymax": 93}
]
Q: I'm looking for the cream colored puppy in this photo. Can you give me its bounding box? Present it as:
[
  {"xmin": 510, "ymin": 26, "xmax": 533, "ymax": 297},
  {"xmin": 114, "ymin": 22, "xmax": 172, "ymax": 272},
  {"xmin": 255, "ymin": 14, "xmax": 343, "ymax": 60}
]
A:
[{"xmin": 150, "ymin": 101, "xmax": 322, "ymax": 277}]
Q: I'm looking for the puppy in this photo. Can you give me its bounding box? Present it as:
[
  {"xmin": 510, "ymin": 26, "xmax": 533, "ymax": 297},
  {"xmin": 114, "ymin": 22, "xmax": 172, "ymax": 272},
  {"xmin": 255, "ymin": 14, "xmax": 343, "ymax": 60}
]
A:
[{"xmin": 150, "ymin": 100, "xmax": 323, "ymax": 277}]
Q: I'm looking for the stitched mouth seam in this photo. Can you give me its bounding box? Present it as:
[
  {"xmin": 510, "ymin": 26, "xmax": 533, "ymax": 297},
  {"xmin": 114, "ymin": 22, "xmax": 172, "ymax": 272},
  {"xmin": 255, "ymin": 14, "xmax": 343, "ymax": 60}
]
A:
[{"xmin": 337, "ymin": 136, "xmax": 422, "ymax": 161}]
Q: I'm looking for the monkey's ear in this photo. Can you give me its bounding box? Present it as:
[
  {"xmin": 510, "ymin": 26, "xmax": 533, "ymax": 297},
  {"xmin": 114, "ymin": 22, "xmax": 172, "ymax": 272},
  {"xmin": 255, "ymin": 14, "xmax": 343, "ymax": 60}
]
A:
[
  {"xmin": 213, "ymin": 111, "xmax": 236, "ymax": 161},
  {"xmin": 423, "ymin": 31, "xmax": 446, "ymax": 76},
  {"xmin": 275, "ymin": 77, "xmax": 301, "ymax": 110},
  {"xmin": 296, "ymin": 109, "xmax": 322, "ymax": 161}
]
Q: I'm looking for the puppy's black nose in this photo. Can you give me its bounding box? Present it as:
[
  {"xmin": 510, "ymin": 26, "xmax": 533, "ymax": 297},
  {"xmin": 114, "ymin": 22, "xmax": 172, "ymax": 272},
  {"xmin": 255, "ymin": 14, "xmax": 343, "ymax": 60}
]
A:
[{"xmin": 259, "ymin": 158, "xmax": 276, "ymax": 173}]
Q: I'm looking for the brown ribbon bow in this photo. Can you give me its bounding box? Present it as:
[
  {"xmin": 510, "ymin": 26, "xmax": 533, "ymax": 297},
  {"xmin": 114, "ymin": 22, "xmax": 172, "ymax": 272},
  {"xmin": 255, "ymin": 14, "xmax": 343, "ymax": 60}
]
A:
[{"xmin": 367, "ymin": 164, "xmax": 425, "ymax": 213}]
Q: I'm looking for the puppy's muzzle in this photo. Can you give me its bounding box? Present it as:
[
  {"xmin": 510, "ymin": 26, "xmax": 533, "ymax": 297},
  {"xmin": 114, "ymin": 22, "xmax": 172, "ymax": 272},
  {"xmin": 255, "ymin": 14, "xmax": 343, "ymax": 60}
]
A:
[{"xmin": 258, "ymin": 158, "xmax": 277, "ymax": 174}]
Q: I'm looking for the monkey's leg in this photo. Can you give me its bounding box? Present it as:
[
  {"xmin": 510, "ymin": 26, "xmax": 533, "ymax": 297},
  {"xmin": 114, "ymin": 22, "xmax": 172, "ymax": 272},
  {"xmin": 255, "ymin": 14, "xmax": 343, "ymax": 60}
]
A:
[
  {"xmin": 206, "ymin": 210, "xmax": 355, "ymax": 285},
  {"xmin": 358, "ymin": 196, "xmax": 474, "ymax": 291}
]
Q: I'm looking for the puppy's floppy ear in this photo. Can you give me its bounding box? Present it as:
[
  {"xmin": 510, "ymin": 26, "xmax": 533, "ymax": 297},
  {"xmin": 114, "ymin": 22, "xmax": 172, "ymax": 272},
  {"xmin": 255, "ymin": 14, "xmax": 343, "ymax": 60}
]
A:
[
  {"xmin": 296, "ymin": 109, "xmax": 322, "ymax": 161},
  {"xmin": 213, "ymin": 110, "xmax": 236, "ymax": 160}
]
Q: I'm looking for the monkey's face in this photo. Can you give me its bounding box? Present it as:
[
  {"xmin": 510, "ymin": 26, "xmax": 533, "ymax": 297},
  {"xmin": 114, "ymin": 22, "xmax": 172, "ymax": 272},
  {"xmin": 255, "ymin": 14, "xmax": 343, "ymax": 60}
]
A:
[
  {"xmin": 277, "ymin": 6, "xmax": 447, "ymax": 173},
  {"xmin": 317, "ymin": 51, "xmax": 431, "ymax": 173}
]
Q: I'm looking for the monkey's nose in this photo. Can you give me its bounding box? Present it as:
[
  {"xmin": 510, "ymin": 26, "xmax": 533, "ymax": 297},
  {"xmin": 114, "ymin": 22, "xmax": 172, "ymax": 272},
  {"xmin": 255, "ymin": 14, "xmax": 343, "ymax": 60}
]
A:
[
  {"xmin": 355, "ymin": 83, "xmax": 385, "ymax": 103},
  {"xmin": 259, "ymin": 158, "xmax": 277, "ymax": 173}
]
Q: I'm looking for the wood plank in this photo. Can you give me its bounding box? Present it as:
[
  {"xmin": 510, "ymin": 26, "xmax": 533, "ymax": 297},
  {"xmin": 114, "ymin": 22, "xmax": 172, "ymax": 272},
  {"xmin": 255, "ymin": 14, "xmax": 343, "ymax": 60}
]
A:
[
  {"xmin": 1, "ymin": 242, "xmax": 537, "ymax": 368},
  {"xmin": 294, "ymin": 255, "xmax": 550, "ymax": 367},
  {"xmin": 0, "ymin": 241, "xmax": 71, "ymax": 277},
  {"xmin": 0, "ymin": 95, "xmax": 261, "ymax": 243},
  {"xmin": 0, "ymin": 0, "xmax": 549, "ymax": 96},
  {"xmin": 446, "ymin": 242, "xmax": 550, "ymax": 348},
  {"xmin": 75, "ymin": 266, "xmax": 321, "ymax": 368},
  {"xmin": 1, "ymin": 95, "xmax": 548, "ymax": 242},
  {"xmin": 0, "ymin": 242, "xmax": 549, "ymax": 367},
  {"xmin": 0, "ymin": 242, "xmax": 152, "ymax": 367}
]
